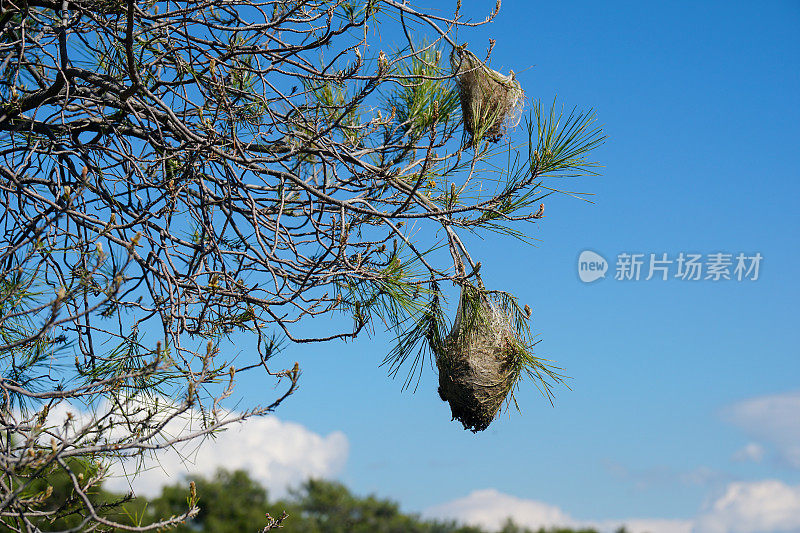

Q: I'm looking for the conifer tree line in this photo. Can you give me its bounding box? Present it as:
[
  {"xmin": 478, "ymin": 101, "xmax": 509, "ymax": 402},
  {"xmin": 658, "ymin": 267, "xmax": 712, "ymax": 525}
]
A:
[
  {"xmin": 0, "ymin": 0, "xmax": 602, "ymax": 529},
  {"xmin": 11, "ymin": 465, "xmax": 627, "ymax": 533}
]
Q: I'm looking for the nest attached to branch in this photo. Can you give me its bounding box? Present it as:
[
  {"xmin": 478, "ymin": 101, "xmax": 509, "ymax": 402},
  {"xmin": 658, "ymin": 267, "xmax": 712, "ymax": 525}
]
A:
[
  {"xmin": 450, "ymin": 45, "xmax": 524, "ymax": 144},
  {"xmin": 435, "ymin": 285, "xmax": 526, "ymax": 432}
]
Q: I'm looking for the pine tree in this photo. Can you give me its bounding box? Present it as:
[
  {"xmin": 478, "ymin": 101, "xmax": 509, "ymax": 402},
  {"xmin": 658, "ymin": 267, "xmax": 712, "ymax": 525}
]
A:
[{"xmin": 0, "ymin": 0, "xmax": 602, "ymax": 529}]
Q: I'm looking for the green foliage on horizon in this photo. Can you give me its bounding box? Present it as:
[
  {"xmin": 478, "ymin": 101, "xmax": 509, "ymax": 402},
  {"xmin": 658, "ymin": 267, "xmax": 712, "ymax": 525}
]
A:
[
  {"xmin": 24, "ymin": 466, "xmax": 616, "ymax": 533},
  {"xmin": 0, "ymin": 457, "xmax": 148, "ymax": 532}
]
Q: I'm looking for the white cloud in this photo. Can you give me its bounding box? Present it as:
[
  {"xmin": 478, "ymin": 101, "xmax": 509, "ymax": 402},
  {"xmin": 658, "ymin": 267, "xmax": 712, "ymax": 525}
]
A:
[
  {"xmin": 426, "ymin": 482, "xmax": 800, "ymax": 533},
  {"xmin": 610, "ymin": 518, "xmax": 693, "ymax": 533},
  {"xmin": 104, "ymin": 414, "xmax": 348, "ymax": 498},
  {"xmin": 424, "ymin": 489, "xmax": 692, "ymax": 533},
  {"xmin": 694, "ymin": 480, "xmax": 800, "ymax": 533},
  {"xmin": 36, "ymin": 401, "xmax": 348, "ymax": 499},
  {"xmin": 726, "ymin": 391, "xmax": 800, "ymax": 468},
  {"xmin": 733, "ymin": 443, "xmax": 766, "ymax": 463},
  {"xmin": 424, "ymin": 489, "xmax": 572, "ymax": 531}
]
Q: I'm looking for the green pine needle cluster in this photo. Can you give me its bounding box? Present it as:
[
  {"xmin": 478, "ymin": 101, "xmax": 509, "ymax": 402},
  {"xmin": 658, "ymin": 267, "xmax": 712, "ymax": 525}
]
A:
[{"xmin": 388, "ymin": 44, "xmax": 461, "ymax": 140}]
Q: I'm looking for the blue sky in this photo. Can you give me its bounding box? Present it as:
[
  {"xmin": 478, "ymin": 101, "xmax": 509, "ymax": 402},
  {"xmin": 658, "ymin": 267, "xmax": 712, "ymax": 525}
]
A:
[{"xmin": 128, "ymin": 2, "xmax": 800, "ymax": 532}]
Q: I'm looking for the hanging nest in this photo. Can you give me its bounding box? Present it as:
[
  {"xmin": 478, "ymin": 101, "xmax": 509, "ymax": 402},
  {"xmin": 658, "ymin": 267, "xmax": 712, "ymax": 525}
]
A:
[
  {"xmin": 435, "ymin": 285, "xmax": 528, "ymax": 432},
  {"xmin": 383, "ymin": 279, "xmax": 567, "ymax": 433},
  {"xmin": 450, "ymin": 45, "xmax": 525, "ymax": 145}
]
